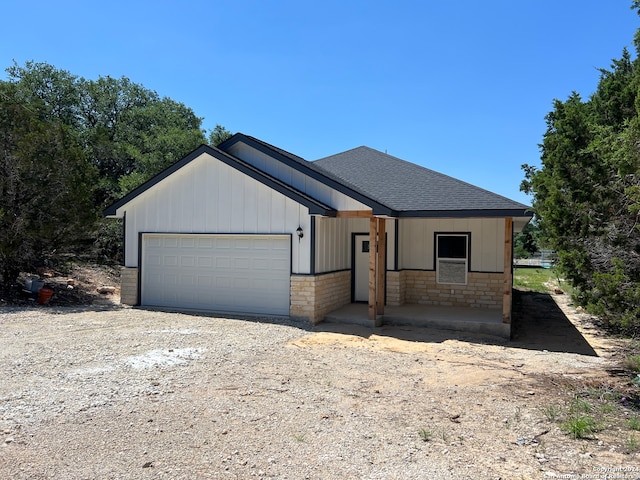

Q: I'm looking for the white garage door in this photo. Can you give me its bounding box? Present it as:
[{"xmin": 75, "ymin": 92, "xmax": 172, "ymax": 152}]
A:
[{"xmin": 141, "ymin": 234, "xmax": 291, "ymax": 315}]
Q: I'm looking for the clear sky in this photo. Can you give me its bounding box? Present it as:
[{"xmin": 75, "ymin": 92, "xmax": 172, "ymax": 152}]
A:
[{"xmin": 2, "ymin": 1, "xmax": 639, "ymax": 206}]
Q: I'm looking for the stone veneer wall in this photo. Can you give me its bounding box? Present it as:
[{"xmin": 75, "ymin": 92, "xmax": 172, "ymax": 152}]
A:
[
  {"xmin": 290, "ymin": 270, "xmax": 351, "ymax": 324},
  {"xmin": 391, "ymin": 270, "xmax": 502, "ymax": 309},
  {"xmin": 386, "ymin": 271, "xmax": 404, "ymax": 306},
  {"xmin": 120, "ymin": 267, "xmax": 139, "ymax": 305}
]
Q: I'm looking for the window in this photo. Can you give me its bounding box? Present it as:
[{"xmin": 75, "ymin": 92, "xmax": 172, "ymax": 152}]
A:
[{"xmin": 436, "ymin": 234, "xmax": 469, "ymax": 285}]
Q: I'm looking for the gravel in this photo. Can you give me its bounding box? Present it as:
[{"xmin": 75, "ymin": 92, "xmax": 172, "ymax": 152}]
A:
[{"xmin": 0, "ymin": 304, "xmax": 637, "ymax": 479}]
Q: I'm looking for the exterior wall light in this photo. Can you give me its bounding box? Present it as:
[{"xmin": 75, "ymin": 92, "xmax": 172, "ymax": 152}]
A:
[{"xmin": 296, "ymin": 226, "xmax": 304, "ymax": 239}]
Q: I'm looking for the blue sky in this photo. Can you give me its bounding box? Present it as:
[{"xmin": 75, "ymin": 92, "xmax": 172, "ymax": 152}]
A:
[{"xmin": 2, "ymin": 1, "xmax": 638, "ymax": 205}]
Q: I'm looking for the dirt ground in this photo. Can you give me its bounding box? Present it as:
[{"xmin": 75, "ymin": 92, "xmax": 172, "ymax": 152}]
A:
[{"xmin": 1, "ymin": 282, "xmax": 639, "ymax": 479}]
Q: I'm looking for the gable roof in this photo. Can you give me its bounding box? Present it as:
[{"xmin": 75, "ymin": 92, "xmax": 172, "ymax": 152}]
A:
[
  {"xmin": 313, "ymin": 146, "xmax": 532, "ymax": 218},
  {"xmin": 103, "ymin": 144, "xmax": 336, "ymax": 217},
  {"xmin": 218, "ymin": 134, "xmax": 394, "ymax": 216},
  {"xmin": 104, "ymin": 134, "xmax": 532, "ymax": 220}
]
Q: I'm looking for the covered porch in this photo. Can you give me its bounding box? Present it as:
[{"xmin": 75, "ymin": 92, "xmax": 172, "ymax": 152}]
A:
[
  {"xmin": 323, "ymin": 302, "xmax": 510, "ymax": 339},
  {"xmin": 361, "ymin": 215, "xmax": 514, "ymax": 329}
]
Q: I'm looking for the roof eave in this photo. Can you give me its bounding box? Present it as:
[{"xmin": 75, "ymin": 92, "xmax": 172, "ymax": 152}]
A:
[
  {"xmin": 220, "ymin": 134, "xmax": 394, "ymax": 215},
  {"xmin": 396, "ymin": 208, "xmax": 534, "ymax": 218}
]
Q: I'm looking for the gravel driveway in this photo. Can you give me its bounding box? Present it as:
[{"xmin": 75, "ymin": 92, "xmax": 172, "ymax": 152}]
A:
[{"xmin": 0, "ymin": 302, "xmax": 637, "ymax": 479}]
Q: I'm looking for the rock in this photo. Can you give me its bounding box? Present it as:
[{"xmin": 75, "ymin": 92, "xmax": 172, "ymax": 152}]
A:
[
  {"xmin": 96, "ymin": 286, "xmax": 116, "ymax": 294},
  {"xmin": 142, "ymin": 461, "xmax": 153, "ymax": 468},
  {"xmin": 553, "ymin": 288, "xmax": 564, "ymax": 294},
  {"xmin": 4, "ymin": 437, "xmax": 14, "ymax": 444}
]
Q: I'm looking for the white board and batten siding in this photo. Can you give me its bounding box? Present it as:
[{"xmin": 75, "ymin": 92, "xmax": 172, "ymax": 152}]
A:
[
  {"xmin": 118, "ymin": 152, "xmax": 313, "ymax": 274},
  {"xmin": 141, "ymin": 233, "xmax": 290, "ymax": 315},
  {"xmin": 399, "ymin": 218, "xmax": 505, "ymax": 272},
  {"xmin": 314, "ymin": 217, "xmax": 397, "ymax": 273},
  {"xmin": 226, "ymin": 142, "xmax": 369, "ymax": 212}
]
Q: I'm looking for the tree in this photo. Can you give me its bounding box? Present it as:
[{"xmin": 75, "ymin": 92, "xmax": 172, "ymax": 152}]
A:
[
  {"xmin": 7, "ymin": 62, "xmax": 208, "ymax": 206},
  {"xmin": 514, "ymin": 220, "xmax": 540, "ymax": 259},
  {"xmin": 0, "ymin": 82, "xmax": 97, "ymax": 283},
  {"xmin": 1, "ymin": 60, "xmax": 230, "ymax": 274},
  {"xmin": 521, "ymin": 23, "xmax": 640, "ymax": 333},
  {"xmin": 209, "ymin": 124, "xmax": 233, "ymax": 146}
]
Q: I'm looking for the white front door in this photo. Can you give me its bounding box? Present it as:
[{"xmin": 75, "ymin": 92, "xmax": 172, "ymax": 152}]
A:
[{"xmin": 353, "ymin": 234, "xmax": 370, "ymax": 302}]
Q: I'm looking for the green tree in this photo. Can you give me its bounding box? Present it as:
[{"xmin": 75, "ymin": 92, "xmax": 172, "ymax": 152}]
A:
[
  {"xmin": 209, "ymin": 124, "xmax": 233, "ymax": 146},
  {"xmin": 7, "ymin": 62, "xmax": 208, "ymax": 205},
  {"xmin": 514, "ymin": 220, "xmax": 540, "ymax": 259},
  {"xmin": 521, "ymin": 12, "xmax": 640, "ymax": 333},
  {"xmin": 0, "ymin": 82, "xmax": 96, "ymax": 283},
  {"xmin": 2, "ymin": 60, "xmax": 228, "ymax": 271}
]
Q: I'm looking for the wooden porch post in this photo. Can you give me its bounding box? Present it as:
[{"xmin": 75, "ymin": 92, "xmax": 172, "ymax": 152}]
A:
[
  {"xmin": 376, "ymin": 218, "xmax": 386, "ymax": 318},
  {"xmin": 502, "ymin": 217, "xmax": 513, "ymax": 324},
  {"xmin": 368, "ymin": 217, "xmax": 378, "ymax": 322}
]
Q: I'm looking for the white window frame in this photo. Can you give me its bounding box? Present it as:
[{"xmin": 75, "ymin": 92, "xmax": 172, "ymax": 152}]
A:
[{"xmin": 436, "ymin": 233, "xmax": 469, "ymax": 285}]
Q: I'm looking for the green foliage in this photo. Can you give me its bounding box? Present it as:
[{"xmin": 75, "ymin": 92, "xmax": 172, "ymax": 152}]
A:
[
  {"xmin": 417, "ymin": 428, "xmax": 433, "ymax": 442},
  {"xmin": 588, "ymin": 259, "xmax": 640, "ymax": 332},
  {"xmin": 514, "ymin": 221, "xmax": 540, "ymax": 258},
  {"xmin": 209, "ymin": 124, "xmax": 233, "ymax": 146},
  {"xmin": 541, "ymin": 403, "xmax": 562, "ymax": 422},
  {"xmin": 513, "ymin": 268, "xmax": 558, "ymax": 293},
  {"xmin": 0, "ymin": 60, "xmax": 230, "ymax": 281},
  {"xmin": 561, "ymin": 414, "xmax": 598, "ymax": 439},
  {"xmin": 522, "ymin": 25, "xmax": 640, "ymax": 335},
  {"xmin": 0, "ymin": 82, "xmax": 97, "ymax": 282},
  {"xmin": 628, "ymin": 415, "xmax": 640, "ymax": 431},
  {"xmin": 6, "ymin": 62, "xmax": 209, "ymax": 205},
  {"xmin": 625, "ymin": 354, "xmax": 640, "ymax": 373}
]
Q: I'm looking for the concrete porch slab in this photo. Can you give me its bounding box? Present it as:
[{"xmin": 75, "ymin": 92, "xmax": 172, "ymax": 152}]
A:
[{"xmin": 323, "ymin": 303, "xmax": 511, "ymax": 339}]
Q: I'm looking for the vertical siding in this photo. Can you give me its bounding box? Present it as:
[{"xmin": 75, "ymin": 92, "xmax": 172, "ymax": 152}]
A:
[
  {"xmin": 315, "ymin": 217, "xmax": 394, "ymax": 274},
  {"xmin": 123, "ymin": 153, "xmax": 312, "ymax": 274},
  {"xmin": 226, "ymin": 142, "xmax": 369, "ymax": 211},
  {"xmin": 399, "ymin": 218, "xmax": 506, "ymax": 272}
]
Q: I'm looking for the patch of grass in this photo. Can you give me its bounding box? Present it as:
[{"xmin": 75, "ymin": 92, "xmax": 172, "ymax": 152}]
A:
[
  {"xmin": 598, "ymin": 402, "xmax": 617, "ymax": 415},
  {"xmin": 625, "ymin": 355, "xmax": 640, "ymax": 374},
  {"xmin": 513, "ymin": 268, "xmax": 558, "ymax": 293},
  {"xmin": 417, "ymin": 428, "xmax": 433, "ymax": 442},
  {"xmin": 541, "ymin": 404, "xmax": 562, "ymax": 422},
  {"xmin": 560, "ymin": 396, "xmax": 599, "ymax": 439},
  {"xmin": 292, "ymin": 432, "xmax": 306, "ymax": 442},
  {"xmin": 628, "ymin": 415, "xmax": 640, "ymax": 431},
  {"xmin": 625, "ymin": 434, "xmax": 640, "ymax": 454},
  {"xmin": 561, "ymin": 414, "xmax": 598, "ymax": 439},
  {"xmin": 569, "ymin": 397, "xmax": 592, "ymax": 415}
]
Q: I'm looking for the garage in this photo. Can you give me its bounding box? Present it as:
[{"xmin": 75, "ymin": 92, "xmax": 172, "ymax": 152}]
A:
[{"xmin": 141, "ymin": 234, "xmax": 291, "ymax": 315}]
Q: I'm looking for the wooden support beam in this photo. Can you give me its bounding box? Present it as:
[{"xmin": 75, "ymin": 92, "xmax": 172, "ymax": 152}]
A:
[
  {"xmin": 502, "ymin": 217, "xmax": 513, "ymax": 324},
  {"xmin": 368, "ymin": 217, "xmax": 378, "ymax": 321},
  {"xmin": 336, "ymin": 210, "xmax": 373, "ymax": 218},
  {"xmin": 376, "ymin": 217, "xmax": 386, "ymax": 320}
]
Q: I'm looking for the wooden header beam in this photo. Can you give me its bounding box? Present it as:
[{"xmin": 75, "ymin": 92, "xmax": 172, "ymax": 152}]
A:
[{"xmin": 336, "ymin": 210, "xmax": 373, "ymax": 218}]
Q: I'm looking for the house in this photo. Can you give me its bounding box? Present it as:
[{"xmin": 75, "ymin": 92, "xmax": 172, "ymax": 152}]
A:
[{"xmin": 104, "ymin": 133, "xmax": 532, "ymax": 335}]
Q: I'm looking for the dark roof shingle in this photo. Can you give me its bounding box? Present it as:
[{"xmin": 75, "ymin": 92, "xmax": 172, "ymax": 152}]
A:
[{"xmin": 313, "ymin": 146, "xmax": 531, "ymax": 217}]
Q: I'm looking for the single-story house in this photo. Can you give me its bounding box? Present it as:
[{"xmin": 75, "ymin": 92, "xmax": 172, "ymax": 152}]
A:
[{"xmin": 104, "ymin": 133, "xmax": 532, "ymax": 332}]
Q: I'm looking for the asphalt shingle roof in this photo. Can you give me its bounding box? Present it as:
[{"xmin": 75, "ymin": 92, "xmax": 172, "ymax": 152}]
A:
[{"xmin": 313, "ymin": 146, "xmax": 531, "ymax": 215}]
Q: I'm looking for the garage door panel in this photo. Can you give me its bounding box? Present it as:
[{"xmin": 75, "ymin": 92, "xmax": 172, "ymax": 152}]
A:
[
  {"xmin": 164, "ymin": 238, "xmax": 179, "ymax": 248},
  {"xmin": 180, "ymin": 256, "xmax": 195, "ymax": 267},
  {"xmin": 164, "ymin": 256, "xmax": 178, "ymax": 266},
  {"xmin": 142, "ymin": 234, "xmax": 290, "ymax": 315},
  {"xmin": 234, "ymin": 258, "xmax": 250, "ymax": 269}
]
